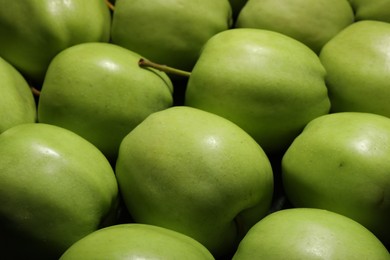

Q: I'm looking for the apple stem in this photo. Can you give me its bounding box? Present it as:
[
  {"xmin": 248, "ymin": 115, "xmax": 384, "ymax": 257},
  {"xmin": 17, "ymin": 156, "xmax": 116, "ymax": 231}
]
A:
[
  {"xmin": 31, "ymin": 87, "xmax": 41, "ymax": 97},
  {"xmin": 138, "ymin": 58, "xmax": 191, "ymax": 78},
  {"xmin": 104, "ymin": 0, "xmax": 115, "ymax": 11}
]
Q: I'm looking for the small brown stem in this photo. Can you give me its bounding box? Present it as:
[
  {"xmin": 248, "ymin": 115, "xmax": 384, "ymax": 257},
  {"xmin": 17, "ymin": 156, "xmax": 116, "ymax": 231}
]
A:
[
  {"xmin": 31, "ymin": 87, "xmax": 41, "ymax": 97},
  {"xmin": 104, "ymin": 0, "xmax": 115, "ymax": 11},
  {"xmin": 138, "ymin": 58, "xmax": 191, "ymax": 78}
]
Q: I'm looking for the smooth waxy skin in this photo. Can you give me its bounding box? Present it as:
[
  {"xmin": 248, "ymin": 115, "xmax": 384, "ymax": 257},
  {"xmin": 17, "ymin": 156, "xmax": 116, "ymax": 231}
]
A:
[
  {"xmin": 235, "ymin": 0, "xmax": 354, "ymax": 53},
  {"xmin": 282, "ymin": 112, "xmax": 390, "ymax": 247},
  {"xmin": 320, "ymin": 20, "xmax": 390, "ymax": 117},
  {"xmin": 60, "ymin": 224, "xmax": 215, "ymax": 260},
  {"xmin": 233, "ymin": 208, "xmax": 390, "ymax": 260},
  {"xmin": 0, "ymin": 123, "xmax": 118, "ymax": 260},
  {"xmin": 111, "ymin": 0, "xmax": 232, "ymax": 72},
  {"xmin": 38, "ymin": 42, "xmax": 173, "ymax": 162},
  {"xmin": 115, "ymin": 106, "xmax": 274, "ymax": 258},
  {"xmin": 0, "ymin": 0, "xmax": 111, "ymax": 84},
  {"xmin": 185, "ymin": 28, "xmax": 330, "ymax": 156},
  {"xmin": 348, "ymin": 0, "xmax": 390, "ymax": 22},
  {"xmin": 0, "ymin": 57, "xmax": 36, "ymax": 133}
]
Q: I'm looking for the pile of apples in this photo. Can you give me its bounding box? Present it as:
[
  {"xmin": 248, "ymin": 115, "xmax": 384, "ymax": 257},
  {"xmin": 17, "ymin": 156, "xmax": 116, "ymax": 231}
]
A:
[{"xmin": 1, "ymin": 0, "xmax": 389, "ymax": 259}]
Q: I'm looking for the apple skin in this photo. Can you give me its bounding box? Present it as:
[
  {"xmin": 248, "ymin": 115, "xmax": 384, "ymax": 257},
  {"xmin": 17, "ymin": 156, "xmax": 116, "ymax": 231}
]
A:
[
  {"xmin": 115, "ymin": 106, "xmax": 274, "ymax": 258},
  {"xmin": 185, "ymin": 28, "xmax": 330, "ymax": 157},
  {"xmin": 232, "ymin": 208, "xmax": 390, "ymax": 259},
  {"xmin": 348, "ymin": 0, "xmax": 390, "ymax": 22},
  {"xmin": 59, "ymin": 223, "xmax": 215, "ymax": 260},
  {"xmin": 111, "ymin": 0, "xmax": 232, "ymax": 72},
  {"xmin": 235, "ymin": 0, "xmax": 354, "ymax": 53},
  {"xmin": 0, "ymin": 0, "xmax": 111, "ymax": 85},
  {"xmin": 282, "ymin": 112, "xmax": 390, "ymax": 248},
  {"xmin": 0, "ymin": 123, "xmax": 119, "ymax": 260},
  {"xmin": 0, "ymin": 57, "xmax": 36, "ymax": 133},
  {"xmin": 38, "ymin": 42, "xmax": 173, "ymax": 162},
  {"xmin": 319, "ymin": 20, "xmax": 390, "ymax": 118}
]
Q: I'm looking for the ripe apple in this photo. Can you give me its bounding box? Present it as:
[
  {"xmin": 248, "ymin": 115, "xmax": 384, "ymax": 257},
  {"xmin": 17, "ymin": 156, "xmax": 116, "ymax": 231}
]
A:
[
  {"xmin": 282, "ymin": 112, "xmax": 390, "ymax": 248},
  {"xmin": 348, "ymin": 0, "xmax": 390, "ymax": 22},
  {"xmin": 0, "ymin": 123, "xmax": 119, "ymax": 259},
  {"xmin": 111, "ymin": 0, "xmax": 233, "ymax": 72},
  {"xmin": 232, "ymin": 208, "xmax": 390, "ymax": 259},
  {"xmin": 0, "ymin": 57, "xmax": 36, "ymax": 133},
  {"xmin": 185, "ymin": 28, "xmax": 330, "ymax": 156},
  {"xmin": 38, "ymin": 42, "xmax": 173, "ymax": 162},
  {"xmin": 60, "ymin": 223, "xmax": 214, "ymax": 260},
  {"xmin": 319, "ymin": 20, "xmax": 390, "ymax": 118},
  {"xmin": 0, "ymin": 0, "xmax": 111, "ymax": 85},
  {"xmin": 235, "ymin": 0, "xmax": 354, "ymax": 54},
  {"xmin": 115, "ymin": 106, "xmax": 274, "ymax": 258}
]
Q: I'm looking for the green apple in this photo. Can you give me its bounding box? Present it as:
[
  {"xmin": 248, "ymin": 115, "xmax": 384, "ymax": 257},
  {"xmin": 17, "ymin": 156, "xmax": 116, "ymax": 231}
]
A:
[
  {"xmin": 319, "ymin": 20, "xmax": 390, "ymax": 118},
  {"xmin": 0, "ymin": 0, "xmax": 111, "ymax": 85},
  {"xmin": 60, "ymin": 223, "xmax": 215, "ymax": 260},
  {"xmin": 185, "ymin": 28, "xmax": 330, "ymax": 156},
  {"xmin": 348, "ymin": 0, "xmax": 390, "ymax": 22},
  {"xmin": 115, "ymin": 106, "xmax": 274, "ymax": 258},
  {"xmin": 0, "ymin": 57, "xmax": 36, "ymax": 133},
  {"xmin": 235, "ymin": 0, "xmax": 354, "ymax": 53},
  {"xmin": 282, "ymin": 112, "xmax": 390, "ymax": 248},
  {"xmin": 38, "ymin": 42, "xmax": 173, "ymax": 162},
  {"xmin": 111, "ymin": 0, "xmax": 233, "ymax": 72},
  {"xmin": 0, "ymin": 123, "xmax": 118, "ymax": 260},
  {"xmin": 233, "ymin": 208, "xmax": 390, "ymax": 259}
]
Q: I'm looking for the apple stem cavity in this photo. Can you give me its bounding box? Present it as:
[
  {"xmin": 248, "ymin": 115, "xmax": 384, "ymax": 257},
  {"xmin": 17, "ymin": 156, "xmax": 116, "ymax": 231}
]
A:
[
  {"xmin": 138, "ymin": 58, "xmax": 191, "ymax": 78},
  {"xmin": 104, "ymin": 0, "xmax": 115, "ymax": 11}
]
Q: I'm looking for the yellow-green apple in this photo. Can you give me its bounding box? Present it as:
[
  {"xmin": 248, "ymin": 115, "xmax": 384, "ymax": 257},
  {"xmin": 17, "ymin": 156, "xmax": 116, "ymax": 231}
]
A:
[
  {"xmin": 0, "ymin": 0, "xmax": 111, "ymax": 85},
  {"xmin": 319, "ymin": 20, "xmax": 390, "ymax": 117},
  {"xmin": 235, "ymin": 0, "xmax": 354, "ymax": 54},
  {"xmin": 111, "ymin": 0, "xmax": 232, "ymax": 73},
  {"xmin": 0, "ymin": 123, "xmax": 119, "ymax": 260},
  {"xmin": 60, "ymin": 223, "xmax": 215, "ymax": 260},
  {"xmin": 38, "ymin": 42, "xmax": 173, "ymax": 162},
  {"xmin": 348, "ymin": 0, "xmax": 390, "ymax": 22},
  {"xmin": 282, "ymin": 112, "xmax": 390, "ymax": 247},
  {"xmin": 185, "ymin": 28, "xmax": 330, "ymax": 157},
  {"xmin": 0, "ymin": 57, "xmax": 36, "ymax": 133},
  {"xmin": 115, "ymin": 106, "xmax": 274, "ymax": 258},
  {"xmin": 233, "ymin": 208, "xmax": 390, "ymax": 259}
]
